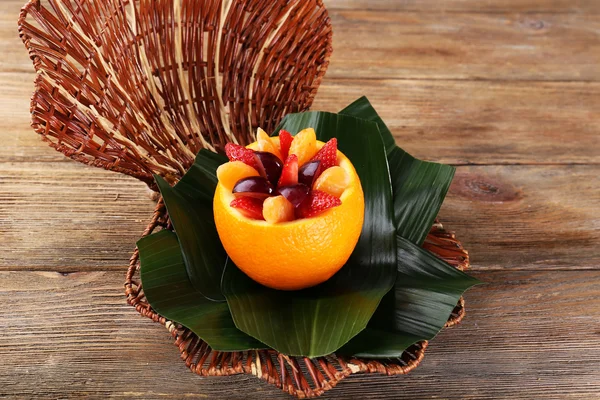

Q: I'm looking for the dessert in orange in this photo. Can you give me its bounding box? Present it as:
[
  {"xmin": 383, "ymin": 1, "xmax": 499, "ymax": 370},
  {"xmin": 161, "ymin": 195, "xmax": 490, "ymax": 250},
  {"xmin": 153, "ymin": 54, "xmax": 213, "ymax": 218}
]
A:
[{"xmin": 214, "ymin": 128, "xmax": 365, "ymax": 290}]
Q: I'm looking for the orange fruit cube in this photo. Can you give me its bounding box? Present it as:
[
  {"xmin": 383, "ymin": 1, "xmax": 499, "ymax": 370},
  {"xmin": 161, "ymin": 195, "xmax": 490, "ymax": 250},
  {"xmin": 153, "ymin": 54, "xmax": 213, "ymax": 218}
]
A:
[
  {"xmin": 256, "ymin": 128, "xmax": 283, "ymax": 160},
  {"xmin": 216, "ymin": 161, "xmax": 259, "ymax": 191},
  {"xmin": 313, "ymin": 166, "xmax": 350, "ymax": 198},
  {"xmin": 262, "ymin": 195, "xmax": 295, "ymax": 223},
  {"xmin": 288, "ymin": 128, "xmax": 317, "ymax": 166}
]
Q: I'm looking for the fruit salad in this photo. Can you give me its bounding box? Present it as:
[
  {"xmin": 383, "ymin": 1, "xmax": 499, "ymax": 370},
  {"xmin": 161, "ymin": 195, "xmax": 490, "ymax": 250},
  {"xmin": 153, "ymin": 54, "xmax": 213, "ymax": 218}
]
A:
[
  {"xmin": 216, "ymin": 128, "xmax": 351, "ymax": 223},
  {"xmin": 213, "ymin": 128, "xmax": 365, "ymax": 290}
]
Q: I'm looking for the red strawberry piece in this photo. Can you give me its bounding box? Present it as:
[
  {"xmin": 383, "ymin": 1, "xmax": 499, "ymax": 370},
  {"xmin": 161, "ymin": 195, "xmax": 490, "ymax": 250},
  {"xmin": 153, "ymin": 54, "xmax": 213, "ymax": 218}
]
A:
[
  {"xmin": 278, "ymin": 129, "xmax": 293, "ymax": 160},
  {"xmin": 297, "ymin": 190, "xmax": 342, "ymax": 218},
  {"xmin": 311, "ymin": 138, "xmax": 338, "ymax": 170},
  {"xmin": 230, "ymin": 197, "xmax": 265, "ymax": 220},
  {"xmin": 277, "ymin": 154, "xmax": 299, "ymax": 187},
  {"xmin": 225, "ymin": 143, "xmax": 258, "ymax": 169}
]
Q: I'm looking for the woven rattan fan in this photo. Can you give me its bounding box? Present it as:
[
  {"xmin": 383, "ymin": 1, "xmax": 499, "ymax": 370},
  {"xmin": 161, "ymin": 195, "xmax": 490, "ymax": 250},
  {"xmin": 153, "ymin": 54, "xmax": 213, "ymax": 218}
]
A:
[{"xmin": 19, "ymin": 0, "xmax": 470, "ymax": 397}]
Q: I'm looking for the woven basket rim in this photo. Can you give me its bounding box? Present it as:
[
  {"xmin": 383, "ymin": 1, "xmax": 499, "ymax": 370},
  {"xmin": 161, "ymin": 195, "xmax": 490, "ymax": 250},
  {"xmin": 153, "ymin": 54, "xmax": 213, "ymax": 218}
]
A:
[{"xmin": 125, "ymin": 198, "xmax": 470, "ymax": 398}]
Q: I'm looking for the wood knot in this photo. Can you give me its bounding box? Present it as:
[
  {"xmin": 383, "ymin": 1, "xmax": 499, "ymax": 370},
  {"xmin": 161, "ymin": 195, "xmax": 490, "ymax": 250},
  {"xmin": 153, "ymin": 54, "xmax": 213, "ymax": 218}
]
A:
[
  {"xmin": 520, "ymin": 17, "xmax": 547, "ymax": 32},
  {"xmin": 474, "ymin": 181, "xmax": 499, "ymax": 194},
  {"xmin": 452, "ymin": 172, "xmax": 522, "ymax": 203}
]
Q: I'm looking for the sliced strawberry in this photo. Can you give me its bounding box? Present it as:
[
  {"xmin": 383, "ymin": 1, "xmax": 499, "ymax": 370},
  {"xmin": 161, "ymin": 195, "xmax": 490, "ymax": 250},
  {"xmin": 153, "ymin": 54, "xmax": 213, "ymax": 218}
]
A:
[
  {"xmin": 278, "ymin": 129, "xmax": 293, "ymax": 160},
  {"xmin": 230, "ymin": 197, "xmax": 265, "ymax": 220},
  {"xmin": 277, "ymin": 154, "xmax": 299, "ymax": 187},
  {"xmin": 311, "ymin": 138, "xmax": 338, "ymax": 170},
  {"xmin": 225, "ymin": 143, "xmax": 258, "ymax": 169},
  {"xmin": 297, "ymin": 190, "xmax": 342, "ymax": 218}
]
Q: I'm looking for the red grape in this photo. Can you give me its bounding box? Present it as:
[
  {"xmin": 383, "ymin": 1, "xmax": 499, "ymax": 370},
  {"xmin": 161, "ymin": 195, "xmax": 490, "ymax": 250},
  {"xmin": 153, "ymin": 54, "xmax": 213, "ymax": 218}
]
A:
[
  {"xmin": 298, "ymin": 160, "xmax": 323, "ymax": 187},
  {"xmin": 232, "ymin": 177, "xmax": 274, "ymax": 199},
  {"xmin": 277, "ymin": 184, "xmax": 310, "ymax": 207},
  {"xmin": 254, "ymin": 151, "xmax": 283, "ymax": 186}
]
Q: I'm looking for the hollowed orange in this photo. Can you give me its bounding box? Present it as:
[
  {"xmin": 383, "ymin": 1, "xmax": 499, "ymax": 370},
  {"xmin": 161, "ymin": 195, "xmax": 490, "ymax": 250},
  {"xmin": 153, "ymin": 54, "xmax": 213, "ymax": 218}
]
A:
[{"xmin": 214, "ymin": 139, "xmax": 365, "ymax": 290}]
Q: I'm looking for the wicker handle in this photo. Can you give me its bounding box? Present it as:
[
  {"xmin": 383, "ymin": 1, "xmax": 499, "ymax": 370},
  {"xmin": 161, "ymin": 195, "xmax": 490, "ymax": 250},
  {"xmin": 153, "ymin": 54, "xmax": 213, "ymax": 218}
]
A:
[{"xmin": 18, "ymin": 0, "xmax": 332, "ymax": 185}]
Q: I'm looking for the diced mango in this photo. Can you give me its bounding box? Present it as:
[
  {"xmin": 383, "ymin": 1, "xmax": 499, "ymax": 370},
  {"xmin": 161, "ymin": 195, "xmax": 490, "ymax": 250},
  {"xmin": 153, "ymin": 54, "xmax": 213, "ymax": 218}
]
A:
[
  {"xmin": 288, "ymin": 128, "xmax": 317, "ymax": 167},
  {"xmin": 313, "ymin": 166, "xmax": 350, "ymax": 198},
  {"xmin": 256, "ymin": 128, "xmax": 283, "ymax": 160},
  {"xmin": 217, "ymin": 161, "xmax": 260, "ymax": 192},
  {"xmin": 262, "ymin": 195, "xmax": 295, "ymax": 223}
]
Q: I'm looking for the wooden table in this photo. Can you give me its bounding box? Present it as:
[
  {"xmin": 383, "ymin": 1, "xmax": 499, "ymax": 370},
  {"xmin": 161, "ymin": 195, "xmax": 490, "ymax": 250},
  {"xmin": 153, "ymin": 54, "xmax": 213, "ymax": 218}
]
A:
[{"xmin": 2, "ymin": 0, "xmax": 599, "ymax": 398}]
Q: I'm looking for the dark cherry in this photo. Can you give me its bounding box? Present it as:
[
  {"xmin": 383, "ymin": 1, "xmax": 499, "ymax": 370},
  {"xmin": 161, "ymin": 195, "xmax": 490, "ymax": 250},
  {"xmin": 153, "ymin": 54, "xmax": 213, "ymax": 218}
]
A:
[
  {"xmin": 254, "ymin": 151, "xmax": 283, "ymax": 187},
  {"xmin": 298, "ymin": 160, "xmax": 323, "ymax": 187},
  {"xmin": 277, "ymin": 184, "xmax": 310, "ymax": 207},
  {"xmin": 232, "ymin": 177, "xmax": 274, "ymax": 199}
]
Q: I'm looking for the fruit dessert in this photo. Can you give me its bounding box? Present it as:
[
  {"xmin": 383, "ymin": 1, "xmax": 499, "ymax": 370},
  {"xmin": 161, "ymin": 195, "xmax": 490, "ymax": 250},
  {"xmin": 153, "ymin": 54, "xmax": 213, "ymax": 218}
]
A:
[{"xmin": 213, "ymin": 128, "xmax": 365, "ymax": 290}]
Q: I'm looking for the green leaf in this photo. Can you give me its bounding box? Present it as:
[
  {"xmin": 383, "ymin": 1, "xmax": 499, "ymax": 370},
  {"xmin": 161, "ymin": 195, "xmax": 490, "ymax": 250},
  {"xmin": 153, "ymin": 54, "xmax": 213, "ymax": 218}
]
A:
[
  {"xmin": 340, "ymin": 97, "xmax": 455, "ymax": 245},
  {"xmin": 155, "ymin": 174, "xmax": 226, "ymax": 301},
  {"xmin": 221, "ymin": 112, "xmax": 397, "ymax": 357},
  {"xmin": 340, "ymin": 96, "xmax": 397, "ymax": 154},
  {"xmin": 387, "ymin": 148, "xmax": 455, "ymax": 245},
  {"xmin": 138, "ymin": 230, "xmax": 265, "ymax": 351},
  {"xmin": 339, "ymin": 235, "xmax": 482, "ymax": 358},
  {"xmin": 338, "ymin": 97, "xmax": 478, "ymax": 357},
  {"xmin": 174, "ymin": 150, "xmax": 227, "ymax": 205}
]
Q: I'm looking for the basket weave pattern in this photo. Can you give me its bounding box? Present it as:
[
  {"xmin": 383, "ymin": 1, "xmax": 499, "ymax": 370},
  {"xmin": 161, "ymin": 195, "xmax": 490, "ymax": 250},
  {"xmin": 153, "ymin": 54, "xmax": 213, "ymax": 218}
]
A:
[
  {"xmin": 18, "ymin": 0, "xmax": 332, "ymax": 184},
  {"xmin": 125, "ymin": 199, "xmax": 470, "ymax": 398}
]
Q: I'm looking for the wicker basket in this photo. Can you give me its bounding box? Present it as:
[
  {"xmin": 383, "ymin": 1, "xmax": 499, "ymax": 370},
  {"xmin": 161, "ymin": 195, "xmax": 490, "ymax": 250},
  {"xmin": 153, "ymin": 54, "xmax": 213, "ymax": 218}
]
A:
[
  {"xmin": 18, "ymin": 0, "xmax": 332, "ymax": 185},
  {"xmin": 18, "ymin": 0, "xmax": 470, "ymax": 398},
  {"xmin": 126, "ymin": 200, "xmax": 469, "ymax": 398}
]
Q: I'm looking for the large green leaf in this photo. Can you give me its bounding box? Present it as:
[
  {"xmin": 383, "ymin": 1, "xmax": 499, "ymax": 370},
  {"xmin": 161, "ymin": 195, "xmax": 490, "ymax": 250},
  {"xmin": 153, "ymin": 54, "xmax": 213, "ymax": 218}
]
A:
[
  {"xmin": 221, "ymin": 112, "xmax": 397, "ymax": 357},
  {"xmin": 341, "ymin": 97, "xmax": 455, "ymax": 246},
  {"xmin": 340, "ymin": 97, "xmax": 474, "ymax": 357},
  {"xmin": 340, "ymin": 96, "xmax": 397, "ymax": 154},
  {"xmin": 339, "ymin": 235, "xmax": 481, "ymax": 357},
  {"xmin": 155, "ymin": 174, "xmax": 226, "ymax": 301},
  {"xmin": 138, "ymin": 230, "xmax": 265, "ymax": 351}
]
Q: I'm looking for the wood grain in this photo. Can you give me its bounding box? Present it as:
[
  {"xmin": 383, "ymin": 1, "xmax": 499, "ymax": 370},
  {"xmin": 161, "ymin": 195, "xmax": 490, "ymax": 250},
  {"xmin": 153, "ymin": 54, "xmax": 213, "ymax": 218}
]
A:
[
  {"xmin": 325, "ymin": 11, "xmax": 600, "ymax": 81},
  {"xmin": 0, "ymin": 72, "xmax": 70, "ymax": 163},
  {"xmin": 440, "ymin": 165, "xmax": 600, "ymax": 270},
  {"xmin": 1, "ymin": 270, "xmax": 600, "ymax": 399},
  {"xmin": 314, "ymin": 79, "xmax": 600, "ymax": 165},
  {"xmin": 325, "ymin": 0, "xmax": 600, "ymax": 13},
  {"xmin": 0, "ymin": 162, "xmax": 153, "ymax": 270},
  {"xmin": 5, "ymin": 1, "xmax": 600, "ymax": 81},
  {"xmin": 0, "ymin": 1, "xmax": 32, "ymax": 73},
  {"xmin": 3, "ymin": 0, "xmax": 600, "ymax": 398},
  {"xmin": 4, "ymin": 73, "xmax": 599, "ymax": 165},
  {"xmin": 2, "ymin": 163, "xmax": 598, "ymax": 271}
]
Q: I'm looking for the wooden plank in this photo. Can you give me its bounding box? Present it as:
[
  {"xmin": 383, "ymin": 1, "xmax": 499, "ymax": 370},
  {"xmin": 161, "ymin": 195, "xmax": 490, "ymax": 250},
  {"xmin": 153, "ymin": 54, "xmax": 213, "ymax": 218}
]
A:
[
  {"xmin": 0, "ymin": 162, "xmax": 154, "ymax": 270},
  {"xmin": 0, "ymin": 0, "xmax": 34, "ymax": 73},
  {"xmin": 2, "ymin": 163, "xmax": 598, "ymax": 271},
  {"xmin": 4, "ymin": 72, "xmax": 600, "ymax": 165},
  {"xmin": 324, "ymin": 0, "xmax": 600, "ymax": 13},
  {"xmin": 440, "ymin": 165, "xmax": 600, "ymax": 270},
  {"xmin": 1, "ymin": 269, "xmax": 599, "ymax": 398},
  {"xmin": 0, "ymin": 72, "xmax": 71, "ymax": 163},
  {"xmin": 313, "ymin": 79, "xmax": 600, "ymax": 165},
  {"xmin": 325, "ymin": 10, "xmax": 600, "ymax": 80},
  {"xmin": 5, "ymin": 0, "xmax": 600, "ymax": 81}
]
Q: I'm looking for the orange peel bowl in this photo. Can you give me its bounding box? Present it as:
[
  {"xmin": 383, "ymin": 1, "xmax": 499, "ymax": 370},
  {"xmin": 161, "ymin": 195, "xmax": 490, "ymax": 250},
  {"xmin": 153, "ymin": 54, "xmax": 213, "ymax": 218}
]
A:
[{"xmin": 214, "ymin": 140, "xmax": 365, "ymax": 290}]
